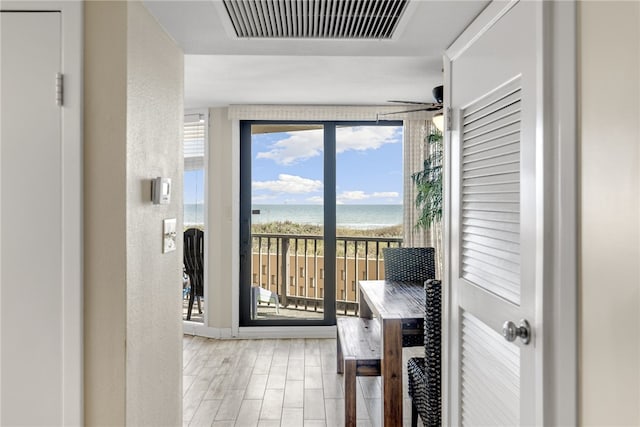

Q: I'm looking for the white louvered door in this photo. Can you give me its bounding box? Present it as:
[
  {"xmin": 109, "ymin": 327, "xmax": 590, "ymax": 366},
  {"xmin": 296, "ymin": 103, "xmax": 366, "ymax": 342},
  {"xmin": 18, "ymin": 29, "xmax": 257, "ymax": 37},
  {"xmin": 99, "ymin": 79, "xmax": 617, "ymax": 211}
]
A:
[{"xmin": 446, "ymin": 1, "xmax": 541, "ymax": 425}]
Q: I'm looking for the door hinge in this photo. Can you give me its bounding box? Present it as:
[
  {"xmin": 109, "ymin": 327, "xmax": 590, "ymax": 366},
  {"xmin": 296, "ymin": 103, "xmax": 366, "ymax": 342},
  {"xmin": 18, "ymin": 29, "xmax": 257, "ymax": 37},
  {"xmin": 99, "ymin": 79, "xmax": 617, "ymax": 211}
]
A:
[
  {"xmin": 55, "ymin": 73, "xmax": 63, "ymax": 106},
  {"xmin": 446, "ymin": 107, "xmax": 452, "ymax": 131}
]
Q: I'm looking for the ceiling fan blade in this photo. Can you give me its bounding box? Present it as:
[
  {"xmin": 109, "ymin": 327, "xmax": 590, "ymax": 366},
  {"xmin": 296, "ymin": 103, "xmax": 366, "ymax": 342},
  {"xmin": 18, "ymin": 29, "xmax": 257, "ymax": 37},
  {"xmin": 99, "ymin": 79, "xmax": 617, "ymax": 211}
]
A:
[
  {"xmin": 378, "ymin": 105, "xmax": 443, "ymax": 116},
  {"xmin": 386, "ymin": 100, "xmax": 434, "ymax": 105}
]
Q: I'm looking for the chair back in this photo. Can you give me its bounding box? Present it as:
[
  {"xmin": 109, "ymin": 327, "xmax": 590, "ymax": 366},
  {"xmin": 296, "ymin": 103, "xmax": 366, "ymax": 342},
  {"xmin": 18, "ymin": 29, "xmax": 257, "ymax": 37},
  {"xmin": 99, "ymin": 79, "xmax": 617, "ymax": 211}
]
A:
[
  {"xmin": 424, "ymin": 278, "xmax": 442, "ymax": 426},
  {"xmin": 184, "ymin": 228, "xmax": 204, "ymax": 296},
  {"xmin": 382, "ymin": 247, "xmax": 435, "ymax": 282}
]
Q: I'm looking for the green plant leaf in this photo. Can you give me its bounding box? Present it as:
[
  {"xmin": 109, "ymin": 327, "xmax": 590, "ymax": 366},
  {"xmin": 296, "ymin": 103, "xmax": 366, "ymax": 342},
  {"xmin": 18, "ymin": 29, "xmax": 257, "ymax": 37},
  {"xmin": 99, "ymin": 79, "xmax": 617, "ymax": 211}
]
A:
[{"xmin": 412, "ymin": 128, "xmax": 443, "ymax": 230}]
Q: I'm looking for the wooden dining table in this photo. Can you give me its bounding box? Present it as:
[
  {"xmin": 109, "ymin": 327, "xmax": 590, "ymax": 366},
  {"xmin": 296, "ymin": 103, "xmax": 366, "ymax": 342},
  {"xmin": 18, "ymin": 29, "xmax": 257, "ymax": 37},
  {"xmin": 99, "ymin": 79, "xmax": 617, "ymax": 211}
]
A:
[{"xmin": 358, "ymin": 279, "xmax": 425, "ymax": 426}]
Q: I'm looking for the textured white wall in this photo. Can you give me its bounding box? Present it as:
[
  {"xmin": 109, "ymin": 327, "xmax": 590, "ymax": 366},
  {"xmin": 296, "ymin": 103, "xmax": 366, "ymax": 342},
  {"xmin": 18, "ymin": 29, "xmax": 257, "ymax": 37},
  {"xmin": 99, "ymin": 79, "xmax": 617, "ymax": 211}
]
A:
[
  {"xmin": 579, "ymin": 1, "xmax": 640, "ymax": 425},
  {"xmin": 126, "ymin": 2, "xmax": 184, "ymax": 425},
  {"xmin": 84, "ymin": 1, "xmax": 183, "ymax": 425}
]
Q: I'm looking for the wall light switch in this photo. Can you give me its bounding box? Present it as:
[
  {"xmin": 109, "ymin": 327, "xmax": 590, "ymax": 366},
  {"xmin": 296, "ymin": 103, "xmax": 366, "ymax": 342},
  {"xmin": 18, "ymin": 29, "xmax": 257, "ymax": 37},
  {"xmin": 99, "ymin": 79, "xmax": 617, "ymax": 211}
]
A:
[{"xmin": 163, "ymin": 218, "xmax": 177, "ymax": 253}]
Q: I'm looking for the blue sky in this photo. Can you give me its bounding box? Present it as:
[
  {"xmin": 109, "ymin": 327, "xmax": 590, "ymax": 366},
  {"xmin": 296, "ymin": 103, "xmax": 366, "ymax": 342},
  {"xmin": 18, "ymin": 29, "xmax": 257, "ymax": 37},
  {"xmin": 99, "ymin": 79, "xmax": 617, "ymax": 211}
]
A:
[
  {"xmin": 184, "ymin": 125, "xmax": 403, "ymax": 205},
  {"xmin": 252, "ymin": 125, "xmax": 403, "ymax": 205},
  {"xmin": 184, "ymin": 169, "xmax": 204, "ymax": 204}
]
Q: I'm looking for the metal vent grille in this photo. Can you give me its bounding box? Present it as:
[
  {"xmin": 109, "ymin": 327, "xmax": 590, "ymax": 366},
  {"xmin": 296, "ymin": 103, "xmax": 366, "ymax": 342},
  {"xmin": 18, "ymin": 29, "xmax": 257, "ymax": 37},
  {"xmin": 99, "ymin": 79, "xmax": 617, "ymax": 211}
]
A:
[{"xmin": 222, "ymin": 0, "xmax": 409, "ymax": 39}]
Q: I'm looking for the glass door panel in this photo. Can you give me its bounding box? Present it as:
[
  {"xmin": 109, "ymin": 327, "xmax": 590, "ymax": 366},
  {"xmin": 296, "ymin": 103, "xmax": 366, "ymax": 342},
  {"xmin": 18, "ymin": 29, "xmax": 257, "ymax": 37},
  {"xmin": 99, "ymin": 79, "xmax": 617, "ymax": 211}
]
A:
[
  {"xmin": 249, "ymin": 124, "xmax": 325, "ymax": 321},
  {"xmin": 335, "ymin": 124, "xmax": 404, "ymax": 317},
  {"xmin": 183, "ymin": 112, "xmax": 206, "ymax": 322}
]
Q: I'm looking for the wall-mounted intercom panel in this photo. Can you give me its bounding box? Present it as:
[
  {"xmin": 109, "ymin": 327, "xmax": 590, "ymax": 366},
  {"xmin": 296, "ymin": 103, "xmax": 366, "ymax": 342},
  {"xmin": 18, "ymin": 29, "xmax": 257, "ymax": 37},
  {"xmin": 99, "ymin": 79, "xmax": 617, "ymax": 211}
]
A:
[{"xmin": 152, "ymin": 177, "xmax": 171, "ymax": 205}]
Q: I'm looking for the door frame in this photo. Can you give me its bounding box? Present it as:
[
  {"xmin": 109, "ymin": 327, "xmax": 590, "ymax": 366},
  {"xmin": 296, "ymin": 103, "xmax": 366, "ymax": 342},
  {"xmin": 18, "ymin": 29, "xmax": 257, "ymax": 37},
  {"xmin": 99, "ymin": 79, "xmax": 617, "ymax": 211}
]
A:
[
  {"xmin": 238, "ymin": 119, "xmax": 402, "ymax": 327},
  {"xmin": 442, "ymin": 1, "xmax": 577, "ymax": 425},
  {"xmin": 1, "ymin": 1, "xmax": 83, "ymax": 425}
]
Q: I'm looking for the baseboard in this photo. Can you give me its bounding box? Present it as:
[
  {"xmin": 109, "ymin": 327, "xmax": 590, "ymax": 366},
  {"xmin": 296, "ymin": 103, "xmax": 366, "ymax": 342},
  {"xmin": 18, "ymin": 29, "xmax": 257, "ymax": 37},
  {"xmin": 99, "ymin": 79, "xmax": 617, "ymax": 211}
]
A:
[
  {"xmin": 182, "ymin": 322, "xmax": 234, "ymax": 339},
  {"xmin": 238, "ymin": 325, "xmax": 336, "ymax": 339},
  {"xmin": 183, "ymin": 323, "xmax": 337, "ymax": 339}
]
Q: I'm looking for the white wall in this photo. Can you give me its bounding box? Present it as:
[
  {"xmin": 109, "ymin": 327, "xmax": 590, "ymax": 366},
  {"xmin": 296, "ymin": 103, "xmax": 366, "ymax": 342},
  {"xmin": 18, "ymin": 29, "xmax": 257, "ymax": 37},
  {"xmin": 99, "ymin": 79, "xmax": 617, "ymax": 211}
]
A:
[
  {"xmin": 206, "ymin": 107, "xmax": 237, "ymax": 330},
  {"xmin": 579, "ymin": 1, "xmax": 640, "ymax": 424},
  {"xmin": 84, "ymin": 1, "xmax": 184, "ymax": 424},
  {"xmin": 126, "ymin": 2, "xmax": 184, "ymax": 425}
]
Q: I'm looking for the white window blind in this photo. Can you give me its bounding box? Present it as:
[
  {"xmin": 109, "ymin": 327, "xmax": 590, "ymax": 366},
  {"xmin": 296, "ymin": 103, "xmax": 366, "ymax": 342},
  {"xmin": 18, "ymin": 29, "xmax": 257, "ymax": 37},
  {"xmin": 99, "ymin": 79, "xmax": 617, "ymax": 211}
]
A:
[{"xmin": 184, "ymin": 113, "xmax": 206, "ymax": 171}]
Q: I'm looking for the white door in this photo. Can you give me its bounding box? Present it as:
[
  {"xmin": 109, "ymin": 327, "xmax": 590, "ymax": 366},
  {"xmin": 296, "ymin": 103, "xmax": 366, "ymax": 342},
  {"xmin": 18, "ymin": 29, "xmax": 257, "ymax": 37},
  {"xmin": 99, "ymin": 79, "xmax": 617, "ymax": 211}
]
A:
[
  {"xmin": 1, "ymin": 11, "xmax": 64, "ymax": 425},
  {"xmin": 445, "ymin": 1, "xmax": 542, "ymax": 425}
]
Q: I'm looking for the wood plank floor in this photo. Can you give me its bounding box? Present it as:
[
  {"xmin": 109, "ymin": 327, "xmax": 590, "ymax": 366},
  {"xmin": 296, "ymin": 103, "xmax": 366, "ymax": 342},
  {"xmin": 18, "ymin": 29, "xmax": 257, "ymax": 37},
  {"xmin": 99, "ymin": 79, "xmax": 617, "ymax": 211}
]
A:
[{"xmin": 183, "ymin": 335, "xmax": 425, "ymax": 427}]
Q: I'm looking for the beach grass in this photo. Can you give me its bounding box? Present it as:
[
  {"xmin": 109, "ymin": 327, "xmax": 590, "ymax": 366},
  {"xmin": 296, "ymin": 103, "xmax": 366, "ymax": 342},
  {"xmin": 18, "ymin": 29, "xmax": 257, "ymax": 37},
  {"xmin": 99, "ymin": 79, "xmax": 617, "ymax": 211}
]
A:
[
  {"xmin": 251, "ymin": 221, "xmax": 402, "ymax": 238},
  {"xmin": 250, "ymin": 221, "xmax": 402, "ymax": 257}
]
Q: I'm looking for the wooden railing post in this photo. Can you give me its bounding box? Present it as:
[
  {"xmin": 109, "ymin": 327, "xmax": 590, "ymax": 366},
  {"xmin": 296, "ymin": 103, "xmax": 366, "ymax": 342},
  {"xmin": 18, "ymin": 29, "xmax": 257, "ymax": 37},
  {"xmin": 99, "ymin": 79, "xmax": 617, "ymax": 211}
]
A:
[{"xmin": 280, "ymin": 237, "xmax": 290, "ymax": 307}]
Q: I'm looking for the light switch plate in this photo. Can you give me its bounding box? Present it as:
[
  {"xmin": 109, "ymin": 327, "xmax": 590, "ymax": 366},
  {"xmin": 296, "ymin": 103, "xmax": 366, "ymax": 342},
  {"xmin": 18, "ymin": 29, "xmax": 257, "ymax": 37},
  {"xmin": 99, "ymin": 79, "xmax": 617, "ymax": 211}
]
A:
[{"xmin": 163, "ymin": 218, "xmax": 177, "ymax": 253}]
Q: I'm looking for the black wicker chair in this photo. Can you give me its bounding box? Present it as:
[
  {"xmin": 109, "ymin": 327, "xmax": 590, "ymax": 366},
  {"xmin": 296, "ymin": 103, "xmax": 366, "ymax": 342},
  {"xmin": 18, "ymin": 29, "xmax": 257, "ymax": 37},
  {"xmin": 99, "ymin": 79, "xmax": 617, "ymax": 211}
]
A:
[
  {"xmin": 407, "ymin": 279, "xmax": 442, "ymax": 427},
  {"xmin": 184, "ymin": 228, "xmax": 204, "ymax": 321},
  {"xmin": 382, "ymin": 247, "xmax": 435, "ymax": 347},
  {"xmin": 382, "ymin": 247, "xmax": 435, "ymax": 283}
]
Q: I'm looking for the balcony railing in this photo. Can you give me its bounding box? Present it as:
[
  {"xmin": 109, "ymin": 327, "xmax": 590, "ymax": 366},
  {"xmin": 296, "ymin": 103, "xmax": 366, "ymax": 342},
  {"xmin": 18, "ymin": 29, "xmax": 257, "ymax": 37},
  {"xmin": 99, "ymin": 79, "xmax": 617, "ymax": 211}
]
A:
[{"xmin": 251, "ymin": 233, "xmax": 402, "ymax": 316}]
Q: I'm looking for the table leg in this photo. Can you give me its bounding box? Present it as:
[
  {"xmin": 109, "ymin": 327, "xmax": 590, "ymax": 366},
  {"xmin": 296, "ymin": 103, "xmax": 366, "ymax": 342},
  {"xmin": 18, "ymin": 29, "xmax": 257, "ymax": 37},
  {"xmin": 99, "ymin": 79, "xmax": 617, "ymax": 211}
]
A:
[
  {"xmin": 381, "ymin": 317, "xmax": 403, "ymax": 426},
  {"xmin": 359, "ymin": 288, "xmax": 373, "ymax": 319}
]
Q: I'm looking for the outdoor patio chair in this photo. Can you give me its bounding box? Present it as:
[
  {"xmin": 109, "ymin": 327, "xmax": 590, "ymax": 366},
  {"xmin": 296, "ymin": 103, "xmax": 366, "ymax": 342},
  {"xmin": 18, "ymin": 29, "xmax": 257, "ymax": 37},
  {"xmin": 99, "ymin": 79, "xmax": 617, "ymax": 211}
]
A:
[
  {"xmin": 184, "ymin": 228, "xmax": 204, "ymax": 321},
  {"xmin": 382, "ymin": 247, "xmax": 435, "ymax": 346},
  {"xmin": 407, "ymin": 279, "xmax": 442, "ymax": 427},
  {"xmin": 250, "ymin": 285, "xmax": 280, "ymax": 319}
]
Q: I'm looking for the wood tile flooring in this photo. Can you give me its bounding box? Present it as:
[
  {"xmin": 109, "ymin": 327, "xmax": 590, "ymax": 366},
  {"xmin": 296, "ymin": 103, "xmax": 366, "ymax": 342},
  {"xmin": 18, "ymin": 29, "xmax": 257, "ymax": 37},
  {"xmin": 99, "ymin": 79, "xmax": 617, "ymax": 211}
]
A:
[{"xmin": 183, "ymin": 335, "xmax": 424, "ymax": 427}]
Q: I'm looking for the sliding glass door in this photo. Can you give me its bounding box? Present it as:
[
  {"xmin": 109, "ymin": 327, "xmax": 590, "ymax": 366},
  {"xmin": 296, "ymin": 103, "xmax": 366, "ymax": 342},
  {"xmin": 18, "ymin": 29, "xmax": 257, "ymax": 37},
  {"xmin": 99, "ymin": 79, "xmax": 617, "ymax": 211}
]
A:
[
  {"xmin": 183, "ymin": 112, "xmax": 207, "ymax": 323},
  {"xmin": 239, "ymin": 120, "xmax": 402, "ymax": 326}
]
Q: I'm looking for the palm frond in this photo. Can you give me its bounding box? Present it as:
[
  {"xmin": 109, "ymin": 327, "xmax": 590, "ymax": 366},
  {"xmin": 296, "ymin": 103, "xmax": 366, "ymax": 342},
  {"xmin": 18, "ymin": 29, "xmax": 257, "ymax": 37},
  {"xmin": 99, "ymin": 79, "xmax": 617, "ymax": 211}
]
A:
[{"xmin": 411, "ymin": 129, "xmax": 443, "ymax": 230}]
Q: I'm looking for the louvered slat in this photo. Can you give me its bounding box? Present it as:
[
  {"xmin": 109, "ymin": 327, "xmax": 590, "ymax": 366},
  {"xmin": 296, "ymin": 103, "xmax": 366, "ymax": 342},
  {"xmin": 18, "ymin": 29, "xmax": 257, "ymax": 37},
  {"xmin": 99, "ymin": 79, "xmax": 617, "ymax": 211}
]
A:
[
  {"xmin": 461, "ymin": 79, "xmax": 522, "ymax": 305},
  {"xmin": 462, "ymin": 232, "xmax": 519, "ymax": 255},
  {"xmin": 461, "ymin": 312, "xmax": 520, "ymax": 427},
  {"xmin": 462, "ymin": 201, "xmax": 519, "ymax": 214},
  {"xmin": 463, "ymin": 225, "xmax": 519, "ymax": 244},
  {"xmin": 463, "ymin": 131, "xmax": 520, "ymax": 158},
  {"xmin": 464, "ymin": 88, "xmax": 522, "ymax": 125},
  {"xmin": 223, "ymin": 0, "xmax": 408, "ymax": 39},
  {"xmin": 462, "ymin": 217, "xmax": 520, "ymax": 233},
  {"xmin": 463, "ymin": 172, "xmax": 520, "ymax": 189},
  {"xmin": 464, "ymin": 121, "xmax": 520, "ymax": 150},
  {"xmin": 462, "ymin": 248, "xmax": 520, "ymax": 274},
  {"xmin": 463, "ymin": 241, "xmax": 520, "ymax": 265},
  {"xmin": 463, "ymin": 191, "xmax": 519, "ymax": 203},
  {"xmin": 463, "ymin": 113, "xmax": 521, "ymax": 143}
]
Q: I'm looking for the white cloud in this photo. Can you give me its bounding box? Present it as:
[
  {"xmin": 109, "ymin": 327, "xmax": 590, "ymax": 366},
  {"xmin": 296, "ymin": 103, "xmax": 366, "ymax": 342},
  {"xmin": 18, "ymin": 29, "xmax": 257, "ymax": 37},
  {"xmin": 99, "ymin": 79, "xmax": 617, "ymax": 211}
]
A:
[
  {"xmin": 253, "ymin": 174, "xmax": 323, "ymax": 194},
  {"xmin": 372, "ymin": 192, "xmax": 399, "ymax": 198},
  {"xmin": 336, "ymin": 126, "xmax": 400, "ymax": 153},
  {"xmin": 256, "ymin": 126, "xmax": 401, "ymax": 165},
  {"xmin": 339, "ymin": 191, "xmax": 368, "ymax": 201},
  {"xmin": 256, "ymin": 129, "xmax": 323, "ymax": 165},
  {"xmin": 337, "ymin": 190, "xmax": 400, "ymax": 203}
]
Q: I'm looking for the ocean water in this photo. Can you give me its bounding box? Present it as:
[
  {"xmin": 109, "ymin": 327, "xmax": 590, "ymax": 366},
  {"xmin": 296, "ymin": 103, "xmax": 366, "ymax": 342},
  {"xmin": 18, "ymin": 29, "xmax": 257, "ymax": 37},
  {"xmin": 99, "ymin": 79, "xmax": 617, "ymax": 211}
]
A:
[
  {"xmin": 184, "ymin": 203, "xmax": 205, "ymax": 226},
  {"xmin": 184, "ymin": 204, "xmax": 403, "ymax": 229}
]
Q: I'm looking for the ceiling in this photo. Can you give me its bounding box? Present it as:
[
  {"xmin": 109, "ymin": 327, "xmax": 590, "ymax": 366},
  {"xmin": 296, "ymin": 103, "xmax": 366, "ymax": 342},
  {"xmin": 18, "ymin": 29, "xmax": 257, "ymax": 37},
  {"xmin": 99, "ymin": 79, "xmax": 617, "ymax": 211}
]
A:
[{"xmin": 143, "ymin": 0, "xmax": 489, "ymax": 109}]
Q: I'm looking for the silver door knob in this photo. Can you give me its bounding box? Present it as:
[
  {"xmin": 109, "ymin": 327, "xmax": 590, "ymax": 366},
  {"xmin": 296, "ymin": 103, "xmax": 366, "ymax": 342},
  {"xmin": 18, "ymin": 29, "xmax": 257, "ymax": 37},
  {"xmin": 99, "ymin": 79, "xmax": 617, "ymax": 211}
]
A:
[{"xmin": 502, "ymin": 319, "xmax": 531, "ymax": 344}]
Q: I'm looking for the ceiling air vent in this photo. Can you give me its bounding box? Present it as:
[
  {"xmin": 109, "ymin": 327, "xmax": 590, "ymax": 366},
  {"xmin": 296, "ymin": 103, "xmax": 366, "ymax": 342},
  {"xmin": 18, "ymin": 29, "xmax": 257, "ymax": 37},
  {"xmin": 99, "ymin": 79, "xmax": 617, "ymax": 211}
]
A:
[{"xmin": 222, "ymin": 0, "xmax": 409, "ymax": 39}]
